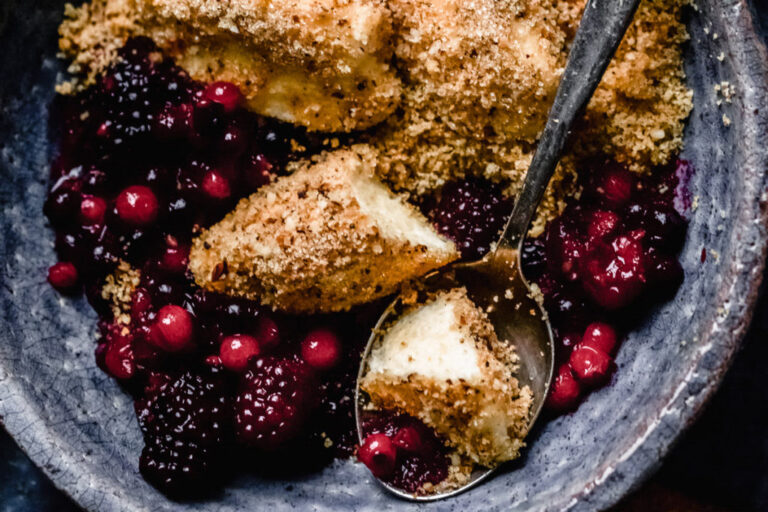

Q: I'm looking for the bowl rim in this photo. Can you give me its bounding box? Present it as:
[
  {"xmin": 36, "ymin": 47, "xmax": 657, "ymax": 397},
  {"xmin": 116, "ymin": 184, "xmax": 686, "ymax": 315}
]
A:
[{"xmin": 1, "ymin": 0, "xmax": 767, "ymax": 511}]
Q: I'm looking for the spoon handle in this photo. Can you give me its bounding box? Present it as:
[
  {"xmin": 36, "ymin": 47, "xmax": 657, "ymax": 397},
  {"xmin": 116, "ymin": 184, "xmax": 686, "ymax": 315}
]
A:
[{"xmin": 496, "ymin": 0, "xmax": 641, "ymax": 251}]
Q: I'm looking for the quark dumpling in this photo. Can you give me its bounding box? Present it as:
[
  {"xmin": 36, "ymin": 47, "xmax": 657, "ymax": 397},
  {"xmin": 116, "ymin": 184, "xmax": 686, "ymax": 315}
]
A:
[
  {"xmin": 189, "ymin": 145, "xmax": 458, "ymax": 313},
  {"xmin": 58, "ymin": 0, "xmax": 401, "ymax": 132},
  {"xmin": 361, "ymin": 287, "xmax": 532, "ymax": 467}
]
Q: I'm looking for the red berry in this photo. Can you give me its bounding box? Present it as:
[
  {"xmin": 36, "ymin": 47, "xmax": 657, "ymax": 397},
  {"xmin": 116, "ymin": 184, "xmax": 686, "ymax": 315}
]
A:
[
  {"xmin": 160, "ymin": 238, "xmax": 189, "ymax": 274},
  {"xmin": 101, "ymin": 327, "xmax": 134, "ymax": 380},
  {"xmin": 104, "ymin": 339, "xmax": 135, "ymax": 380},
  {"xmin": 131, "ymin": 287, "xmax": 152, "ymax": 318},
  {"xmin": 203, "ymin": 81, "xmax": 243, "ymax": 112},
  {"xmin": 220, "ymin": 334, "xmax": 260, "ymax": 372},
  {"xmin": 96, "ymin": 121, "xmax": 111, "ymax": 138},
  {"xmin": 47, "ymin": 262, "xmax": 79, "ymax": 291},
  {"xmin": 79, "ymin": 195, "xmax": 107, "ymax": 226},
  {"xmin": 300, "ymin": 328, "xmax": 341, "ymax": 371},
  {"xmin": 546, "ymin": 364, "xmax": 581, "ymax": 412},
  {"xmin": 590, "ymin": 163, "xmax": 635, "ymax": 208},
  {"xmin": 201, "ymin": 170, "xmax": 231, "ymax": 199},
  {"xmin": 255, "ymin": 316, "xmax": 280, "ymax": 350},
  {"xmin": 151, "ymin": 305, "xmax": 195, "ymax": 352},
  {"xmin": 358, "ymin": 433, "xmax": 397, "ymax": 479},
  {"xmin": 116, "ymin": 185, "xmax": 159, "ymax": 226},
  {"xmin": 581, "ymin": 230, "xmax": 646, "ymax": 309},
  {"xmin": 582, "ymin": 322, "xmax": 618, "ymax": 354},
  {"xmin": 569, "ymin": 344, "xmax": 613, "ymax": 387},
  {"xmin": 586, "ymin": 210, "xmax": 620, "ymax": 242},
  {"xmin": 392, "ymin": 426, "xmax": 424, "ymax": 455},
  {"xmin": 545, "ymin": 214, "xmax": 586, "ymax": 281}
]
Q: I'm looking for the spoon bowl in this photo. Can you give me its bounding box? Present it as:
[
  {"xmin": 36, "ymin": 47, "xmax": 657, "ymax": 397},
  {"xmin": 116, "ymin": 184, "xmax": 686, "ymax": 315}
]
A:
[{"xmin": 354, "ymin": 247, "xmax": 555, "ymax": 501}]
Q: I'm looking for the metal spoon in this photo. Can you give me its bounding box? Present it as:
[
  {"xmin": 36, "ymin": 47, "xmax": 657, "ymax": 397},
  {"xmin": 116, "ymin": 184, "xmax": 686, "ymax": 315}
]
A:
[{"xmin": 355, "ymin": 0, "xmax": 641, "ymax": 501}]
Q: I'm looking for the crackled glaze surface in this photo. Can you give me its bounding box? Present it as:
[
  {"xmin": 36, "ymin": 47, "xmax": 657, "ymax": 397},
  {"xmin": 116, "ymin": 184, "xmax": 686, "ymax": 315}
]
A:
[{"xmin": 1, "ymin": 1, "xmax": 767, "ymax": 511}]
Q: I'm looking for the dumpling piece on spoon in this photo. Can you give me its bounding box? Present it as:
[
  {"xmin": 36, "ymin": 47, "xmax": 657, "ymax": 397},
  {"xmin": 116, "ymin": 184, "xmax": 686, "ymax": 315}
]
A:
[{"xmin": 361, "ymin": 287, "xmax": 532, "ymax": 467}]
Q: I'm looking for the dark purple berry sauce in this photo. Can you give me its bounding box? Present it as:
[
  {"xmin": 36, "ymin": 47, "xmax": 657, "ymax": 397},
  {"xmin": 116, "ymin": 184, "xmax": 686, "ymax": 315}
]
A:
[
  {"xmin": 360, "ymin": 412, "xmax": 451, "ymax": 494},
  {"xmin": 44, "ymin": 38, "xmax": 690, "ymax": 497}
]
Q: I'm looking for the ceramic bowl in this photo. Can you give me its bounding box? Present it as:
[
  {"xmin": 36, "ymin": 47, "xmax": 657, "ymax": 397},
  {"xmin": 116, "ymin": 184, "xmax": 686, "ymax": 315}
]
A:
[{"xmin": 1, "ymin": 0, "xmax": 767, "ymax": 510}]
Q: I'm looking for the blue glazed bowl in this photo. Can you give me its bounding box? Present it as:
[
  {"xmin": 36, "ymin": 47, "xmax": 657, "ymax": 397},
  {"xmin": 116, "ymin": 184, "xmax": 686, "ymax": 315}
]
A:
[{"xmin": 1, "ymin": 1, "xmax": 767, "ymax": 510}]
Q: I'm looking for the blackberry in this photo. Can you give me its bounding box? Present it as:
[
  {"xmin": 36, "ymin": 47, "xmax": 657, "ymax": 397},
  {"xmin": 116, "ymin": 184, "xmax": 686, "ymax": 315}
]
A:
[
  {"xmin": 234, "ymin": 357, "xmax": 317, "ymax": 449},
  {"xmin": 137, "ymin": 368, "xmax": 232, "ymax": 496},
  {"xmin": 141, "ymin": 367, "xmax": 231, "ymax": 444},
  {"xmin": 140, "ymin": 436, "xmax": 218, "ymax": 498},
  {"xmin": 430, "ymin": 179, "xmax": 513, "ymax": 260},
  {"xmin": 93, "ymin": 37, "xmax": 197, "ymax": 156}
]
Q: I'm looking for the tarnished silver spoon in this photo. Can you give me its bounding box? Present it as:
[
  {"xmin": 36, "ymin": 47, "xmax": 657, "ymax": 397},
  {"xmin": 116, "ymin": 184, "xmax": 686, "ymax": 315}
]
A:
[{"xmin": 354, "ymin": 0, "xmax": 642, "ymax": 501}]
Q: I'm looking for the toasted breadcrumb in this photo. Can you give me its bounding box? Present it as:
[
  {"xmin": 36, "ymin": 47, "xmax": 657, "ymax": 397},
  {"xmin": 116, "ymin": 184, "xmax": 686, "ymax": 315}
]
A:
[
  {"xmin": 101, "ymin": 260, "xmax": 140, "ymax": 325},
  {"xmin": 189, "ymin": 145, "xmax": 459, "ymax": 313},
  {"xmin": 576, "ymin": 0, "xmax": 693, "ymax": 171},
  {"xmin": 56, "ymin": 0, "xmax": 137, "ymax": 94},
  {"xmin": 371, "ymin": 0, "xmax": 692, "ymax": 206}
]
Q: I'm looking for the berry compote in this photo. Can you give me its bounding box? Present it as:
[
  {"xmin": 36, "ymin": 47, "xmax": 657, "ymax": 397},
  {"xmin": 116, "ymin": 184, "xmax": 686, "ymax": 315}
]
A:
[
  {"xmin": 45, "ymin": 37, "xmax": 690, "ymax": 498},
  {"xmin": 45, "ymin": 38, "xmax": 375, "ymax": 497}
]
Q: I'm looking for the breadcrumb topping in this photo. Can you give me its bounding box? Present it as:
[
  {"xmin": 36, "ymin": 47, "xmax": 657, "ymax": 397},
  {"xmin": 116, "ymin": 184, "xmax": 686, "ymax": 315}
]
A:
[
  {"xmin": 576, "ymin": 0, "xmax": 693, "ymax": 171},
  {"xmin": 101, "ymin": 260, "xmax": 140, "ymax": 326}
]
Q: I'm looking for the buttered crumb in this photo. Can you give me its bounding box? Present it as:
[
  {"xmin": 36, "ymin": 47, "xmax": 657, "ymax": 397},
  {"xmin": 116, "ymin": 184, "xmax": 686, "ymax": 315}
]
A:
[{"xmin": 101, "ymin": 260, "xmax": 140, "ymax": 325}]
